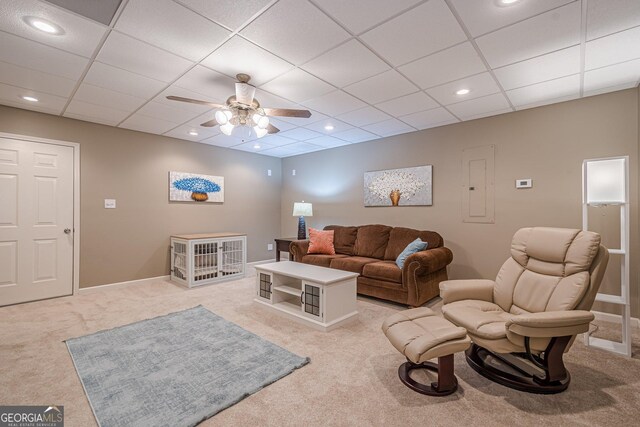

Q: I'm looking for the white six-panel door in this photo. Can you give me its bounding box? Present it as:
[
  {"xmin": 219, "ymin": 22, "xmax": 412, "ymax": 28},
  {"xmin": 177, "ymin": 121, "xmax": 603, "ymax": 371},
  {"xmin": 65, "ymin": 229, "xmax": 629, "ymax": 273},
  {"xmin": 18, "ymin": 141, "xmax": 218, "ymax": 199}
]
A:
[{"xmin": 0, "ymin": 137, "xmax": 74, "ymax": 306}]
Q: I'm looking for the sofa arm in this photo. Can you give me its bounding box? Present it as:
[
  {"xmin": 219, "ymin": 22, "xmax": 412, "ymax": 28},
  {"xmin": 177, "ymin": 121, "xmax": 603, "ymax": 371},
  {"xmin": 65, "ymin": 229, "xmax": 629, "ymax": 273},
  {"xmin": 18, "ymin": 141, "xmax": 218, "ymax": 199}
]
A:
[
  {"xmin": 289, "ymin": 240, "xmax": 309, "ymax": 262},
  {"xmin": 439, "ymin": 279, "xmax": 495, "ymax": 304},
  {"xmin": 506, "ymin": 310, "xmax": 594, "ymax": 338},
  {"xmin": 403, "ymin": 247, "xmax": 453, "ymax": 306}
]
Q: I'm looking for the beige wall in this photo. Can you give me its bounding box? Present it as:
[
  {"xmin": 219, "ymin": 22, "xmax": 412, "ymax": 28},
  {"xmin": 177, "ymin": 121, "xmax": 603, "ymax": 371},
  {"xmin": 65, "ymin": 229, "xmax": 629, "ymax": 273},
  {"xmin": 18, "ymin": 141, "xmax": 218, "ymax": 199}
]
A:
[
  {"xmin": 0, "ymin": 106, "xmax": 282, "ymax": 288},
  {"xmin": 281, "ymin": 89, "xmax": 640, "ymax": 317}
]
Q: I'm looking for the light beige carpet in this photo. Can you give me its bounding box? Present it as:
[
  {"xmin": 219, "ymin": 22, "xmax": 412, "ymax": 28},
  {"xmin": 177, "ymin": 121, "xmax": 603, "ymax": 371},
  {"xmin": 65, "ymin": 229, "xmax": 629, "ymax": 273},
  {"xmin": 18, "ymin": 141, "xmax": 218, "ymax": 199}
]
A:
[{"xmin": 1, "ymin": 274, "xmax": 638, "ymax": 427}]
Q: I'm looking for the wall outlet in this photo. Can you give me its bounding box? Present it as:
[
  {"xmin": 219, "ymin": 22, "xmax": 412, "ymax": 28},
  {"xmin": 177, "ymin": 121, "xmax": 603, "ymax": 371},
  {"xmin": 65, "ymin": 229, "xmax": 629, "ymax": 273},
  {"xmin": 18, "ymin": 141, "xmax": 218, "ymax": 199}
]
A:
[
  {"xmin": 267, "ymin": 243, "xmax": 273, "ymax": 251},
  {"xmin": 515, "ymin": 179, "xmax": 533, "ymax": 189},
  {"xmin": 292, "ymin": 169, "xmax": 296, "ymax": 176},
  {"xmin": 267, "ymin": 169, "xmax": 272, "ymax": 176},
  {"xmin": 104, "ymin": 199, "xmax": 116, "ymax": 209}
]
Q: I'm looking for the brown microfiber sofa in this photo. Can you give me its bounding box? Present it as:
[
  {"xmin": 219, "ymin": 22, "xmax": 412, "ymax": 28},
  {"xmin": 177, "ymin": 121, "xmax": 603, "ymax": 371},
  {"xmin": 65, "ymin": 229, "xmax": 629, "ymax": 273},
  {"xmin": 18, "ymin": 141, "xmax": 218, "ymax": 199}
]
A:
[{"xmin": 289, "ymin": 224, "xmax": 453, "ymax": 307}]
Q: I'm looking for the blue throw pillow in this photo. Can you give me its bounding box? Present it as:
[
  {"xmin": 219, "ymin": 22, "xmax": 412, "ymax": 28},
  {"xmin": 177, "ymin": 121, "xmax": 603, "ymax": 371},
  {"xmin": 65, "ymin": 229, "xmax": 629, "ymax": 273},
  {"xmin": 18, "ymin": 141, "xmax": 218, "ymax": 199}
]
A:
[{"xmin": 395, "ymin": 238, "xmax": 428, "ymax": 269}]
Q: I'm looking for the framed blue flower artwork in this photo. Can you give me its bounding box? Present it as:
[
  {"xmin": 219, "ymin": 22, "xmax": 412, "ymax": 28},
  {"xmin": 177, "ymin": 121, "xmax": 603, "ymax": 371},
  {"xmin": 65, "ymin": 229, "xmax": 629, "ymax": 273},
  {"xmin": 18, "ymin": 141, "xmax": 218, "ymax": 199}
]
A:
[{"xmin": 169, "ymin": 171, "xmax": 224, "ymax": 203}]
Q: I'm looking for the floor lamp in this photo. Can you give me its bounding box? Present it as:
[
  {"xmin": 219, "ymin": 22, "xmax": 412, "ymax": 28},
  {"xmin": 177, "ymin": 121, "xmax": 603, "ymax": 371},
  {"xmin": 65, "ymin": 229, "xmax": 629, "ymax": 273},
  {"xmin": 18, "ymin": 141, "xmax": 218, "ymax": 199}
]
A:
[{"xmin": 582, "ymin": 156, "xmax": 631, "ymax": 357}]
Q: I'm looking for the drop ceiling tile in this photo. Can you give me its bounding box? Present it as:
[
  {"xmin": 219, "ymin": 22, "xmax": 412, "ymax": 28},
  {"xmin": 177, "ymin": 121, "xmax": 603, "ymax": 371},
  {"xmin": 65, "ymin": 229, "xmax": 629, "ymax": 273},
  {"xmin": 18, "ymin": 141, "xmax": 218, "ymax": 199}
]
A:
[
  {"xmin": 64, "ymin": 99, "xmax": 131, "ymax": 125},
  {"xmin": 240, "ymin": 0, "xmax": 350, "ymax": 65},
  {"xmin": 173, "ymin": 66, "xmax": 237, "ymax": 103},
  {"xmin": 337, "ymin": 106, "xmax": 391, "ymax": 127},
  {"xmin": 305, "ymin": 118, "xmax": 354, "ymax": 134},
  {"xmin": 120, "ymin": 113, "xmax": 180, "ymax": 134},
  {"xmin": 84, "ymin": 62, "xmax": 166, "ymax": 99},
  {"xmin": 64, "ymin": 112, "xmax": 122, "ymax": 126},
  {"xmin": 332, "ymin": 128, "xmax": 378, "ymax": 143},
  {"xmin": 97, "ymin": 31, "xmax": 194, "ymax": 82},
  {"xmin": 254, "ymin": 89, "xmax": 299, "ymax": 109},
  {"xmin": 233, "ymin": 141, "xmax": 277, "ymax": 153},
  {"xmin": 268, "ymin": 118, "xmax": 298, "ymax": 132},
  {"xmin": 0, "ymin": 82, "xmax": 67, "ymax": 114},
  {"xmin": 202, "ymin": 133, "xmax": 247, "ymax": 147},
  {"xmin": 44, "ymin": 0, "xmax": 122, "ymax": 26},
  {"xmin": 360, "ymin": 0, "xmax": 466, "ymax": 66},
  {"xmin": 0, "ymin": 31, "xmax": 88, "ymax": 80},
  {"xmin": 344, "ymin": 70, "xmax": 416, "ymax": 104},
  {"xmin": 585, "ymin": 26, "xmax": 640, "ymax": 70},
  {"xmin": 375, "ymin": 92, "xmax": 439, "ymax": 117},
  {"xmin": 302, "ymin": 90, "xmax": 366, "ymax": 116},
  {"xmin": 258, "ymin": 134, "xmax": 296, "ymax": 146},
  {"xmin": 587, "ymin": 0, "xmax": 640, "ymax": 41},
  {"xmin": 493, "ymin": 45, "xmax": 580, "ymax": 90},
  {"xmin": 163, "ymin": 123, "xmax": 221, "ymax": 142},
  {"xmin": 305, "ymin": 135, "xmax": 350, "ymax": 148},
  {"xmin": 476, "ymin": 2, "xmax": 581, "ymax": 68},
  {"xmin": 462, "ymin": 108, "xmax": 513, "ymax": 122},
  {"xmin": 279, "ymin": 127, "xmax": 323, "ymax": 141},
  {"xmin": 179, "ymin": 110, "xmax": 216, "ymax": 128},
  {"xmin": 176, "ymin": 0, "xmax": 272, "ymax": 30},
  {"xmin": 201, "ymin": 36, "xmax": 293, "ymax": 86},
  {"xmin": 259, "ymin": 145, "xmax": 299, "ymax": 158},
  {"xmin": 427, "ymin": 72, "xmax": 500, "ymax": 106},
  {"xmin": 400, "ymin": 108, "xmax": 458, "ymax": 130},
  {"xmin": 506, "ymin": 74, "xmax": 581, "ymax": 108},
  {"xmin": 447, "ymin": 93, "xmax": 511, "ymax": 120},
  {"xmin": 0, "ymin": 0, "xmax": 107, "ymax": 57},
  {"xmin": 449, "ymin": 0, "xmax": 573, "ymax": 37},
  {"xmin": 276, "ymin": 141, "xmax": 324, "ymax": 155},
  {"xmin": 115, "ymin": 0, "xmax": 230, "ymax": 61},
  {"xmin": 73, "ymin": 83, "xmax": 147, "ymax": 112},
  {"xmin": 399, "ymin": 42, "xmax": 487, "ymax": 89},
  {"xmin": 0, "ymin": 61, "xmax": 76, "ymax": 97},
  {"xmin": 313, "ymin": 0, "xmax": 422, "ymax": 34},
  {"xmin": 276, "ymin": 109, "xmax": 328, "ymax": 126},
  {"xmin": 363, "ymin": 118, "xmax": 415, "ymax": 137},
  {"xmin": 260, "ymin": 68, "xmax": 334, "ymax": 103},
  {"xmin": 301, "ymin": 40, "xmax": 390, "ymax": 88},
  {"xmin": 584, "ymin": 58, "xmax": 640, "ymax": 94},
  {"xmin": 136, "ymin": 101, "xmax": 202, "ymax": 124},
  {"xmin": 154, "ymin": 86, "xmax": 217, "ymax": 114}
]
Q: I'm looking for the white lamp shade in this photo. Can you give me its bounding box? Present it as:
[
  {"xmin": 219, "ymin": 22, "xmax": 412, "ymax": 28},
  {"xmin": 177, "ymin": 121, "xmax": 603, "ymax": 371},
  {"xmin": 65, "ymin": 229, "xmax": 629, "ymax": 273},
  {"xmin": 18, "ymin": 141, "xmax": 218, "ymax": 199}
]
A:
[
  {"xmin": 292, "ymin": 202, "xmax": 313, "ymax": 217},
  {"xmin": 586, "ymin": 158, "xmax": 626, "ymax": 205}
]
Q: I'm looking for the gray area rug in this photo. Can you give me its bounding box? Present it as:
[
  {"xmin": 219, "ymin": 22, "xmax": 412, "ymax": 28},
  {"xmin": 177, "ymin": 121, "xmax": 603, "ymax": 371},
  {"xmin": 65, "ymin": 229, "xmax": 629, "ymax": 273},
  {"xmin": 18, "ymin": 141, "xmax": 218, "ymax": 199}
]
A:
[{"xmin": 66, "ymin": 306, "xmax": 309, "ymax": 427}]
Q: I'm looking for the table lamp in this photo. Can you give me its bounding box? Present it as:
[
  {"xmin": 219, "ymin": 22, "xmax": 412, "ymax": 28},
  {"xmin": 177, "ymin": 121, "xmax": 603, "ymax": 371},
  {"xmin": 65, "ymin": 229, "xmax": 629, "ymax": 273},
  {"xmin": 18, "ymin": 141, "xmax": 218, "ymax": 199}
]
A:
[{"xmin": 293, "ymin": 201, "xmax": 313, "ymax": 240}]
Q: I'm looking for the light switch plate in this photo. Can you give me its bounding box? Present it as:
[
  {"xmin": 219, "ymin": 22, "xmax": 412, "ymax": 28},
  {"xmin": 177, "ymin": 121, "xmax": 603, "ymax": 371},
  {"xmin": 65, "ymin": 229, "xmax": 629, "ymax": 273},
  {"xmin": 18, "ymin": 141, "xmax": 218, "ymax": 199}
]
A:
[
  {"xmin": 267, "ymin": 243, "xmax": 273, "ymax": 251},
  {"xmin": 267, "ymin": 169, "xmax": 272, "ymax": 176},
  {"xmin": 292, "ymin": 169, "xmax": 296, "ymax": 176},
  {"xmin": 104, "ymin": 199, "xmax": 116, "ymax": 208},
  {"xmin": 516, "ymin": 179, "xmax": 532, "ymax": 189}
]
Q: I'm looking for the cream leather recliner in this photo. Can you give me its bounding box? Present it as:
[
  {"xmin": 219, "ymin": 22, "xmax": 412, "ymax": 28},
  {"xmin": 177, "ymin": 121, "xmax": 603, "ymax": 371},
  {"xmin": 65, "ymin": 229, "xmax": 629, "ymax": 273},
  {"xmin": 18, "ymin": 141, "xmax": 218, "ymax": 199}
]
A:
[{"xmin": 440, "ymin": 227, "xmax": 609, "ymax": 394}]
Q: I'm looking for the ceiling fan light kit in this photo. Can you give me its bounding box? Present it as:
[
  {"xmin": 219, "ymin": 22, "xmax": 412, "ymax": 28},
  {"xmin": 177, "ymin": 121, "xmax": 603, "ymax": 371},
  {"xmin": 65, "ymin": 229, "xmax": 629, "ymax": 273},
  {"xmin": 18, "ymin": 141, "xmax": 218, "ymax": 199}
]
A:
[{"xmin": 167, "ymin": 73, "xmax": 312, "ymax": 141}]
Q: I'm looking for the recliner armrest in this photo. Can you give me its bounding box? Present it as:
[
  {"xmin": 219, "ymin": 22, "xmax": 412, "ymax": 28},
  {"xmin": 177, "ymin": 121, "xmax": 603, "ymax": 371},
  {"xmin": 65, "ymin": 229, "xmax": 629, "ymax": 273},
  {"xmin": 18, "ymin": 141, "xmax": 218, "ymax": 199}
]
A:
[
  {"xmin": 506, "ymin": 310, "xmax": 594, "ymax": 338},
  {"xmin": 439, "ymin": 279, "xmax": 495, "ymax": 304},
  {"xmin": 289, "ymin": 240, "xmax": 309, "ymax": 262}
]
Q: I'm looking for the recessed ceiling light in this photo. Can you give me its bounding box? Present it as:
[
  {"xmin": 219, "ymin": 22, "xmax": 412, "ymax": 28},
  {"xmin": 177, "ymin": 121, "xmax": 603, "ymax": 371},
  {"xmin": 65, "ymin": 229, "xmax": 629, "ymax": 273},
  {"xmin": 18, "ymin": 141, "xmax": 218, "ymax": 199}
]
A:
[
  {"xmin": 456, "ymin": 89, "xmax": 471, "ymax": 96},
  {"xmin": 23, "ymin": 16, "xmax": 65, "ymax": 35},
  {"xmin": 188, "ymin": 130, "xmax": 198, "ymax": 136},
  {"xmin": 497, "ymin": 0, "xmax": 521, "ymax": 6},
  {"xmin": 324, "ymin": 124, "xmax": 334, "ymax": 131},
  {"xmin": 21, "ymin": 96, "xmax": 39, "ymax": 102},
  {"xmin": 253, "ymin": 143, "xmax": 261, "ymax": 149}
]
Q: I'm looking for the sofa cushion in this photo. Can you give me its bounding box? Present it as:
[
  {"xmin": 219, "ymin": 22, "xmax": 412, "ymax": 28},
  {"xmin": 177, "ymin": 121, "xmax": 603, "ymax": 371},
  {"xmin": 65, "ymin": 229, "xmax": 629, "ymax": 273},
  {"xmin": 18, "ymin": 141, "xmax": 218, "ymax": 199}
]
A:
[
  {"xmin": 384, "ymin": 227, "xmax": 443, "ymax": 260},
  {"xmin": 330, "ymin": 256, "xmax": 379, "ymax": 274},
  {"xmin": 362, "ymin": 261, "xmax": 402, "ymax": 283},
  {"xmin": 301, "ymin": 254, "xmax": 348, "ymax": 268},
  {"xmin": 308, "ymin": 228, "xmax": 335, "ymax": 255},
  {"xmin": 324, "ymin": 225, "xmax": 358, "ymax": 255},
  {"xmin": 354, "ymin": 224, "xmax": 392, "ymax": 259}
]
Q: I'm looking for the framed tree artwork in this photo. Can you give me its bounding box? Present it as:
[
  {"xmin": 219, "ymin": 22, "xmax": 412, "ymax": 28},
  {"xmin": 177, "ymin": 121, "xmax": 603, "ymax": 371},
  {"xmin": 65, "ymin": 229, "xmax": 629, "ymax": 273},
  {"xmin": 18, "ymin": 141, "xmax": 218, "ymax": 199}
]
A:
[{"xmin": 364, "ymin": 165, "xmax": 432, "ymax": 207}]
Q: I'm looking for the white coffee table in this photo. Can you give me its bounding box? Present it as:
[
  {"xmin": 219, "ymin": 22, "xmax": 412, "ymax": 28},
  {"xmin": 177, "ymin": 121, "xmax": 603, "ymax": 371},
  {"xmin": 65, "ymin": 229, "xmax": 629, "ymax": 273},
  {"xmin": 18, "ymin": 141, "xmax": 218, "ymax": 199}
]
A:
[{"xmin": 254, "ymin": 261, "xmax": 359, "ymax": 331}]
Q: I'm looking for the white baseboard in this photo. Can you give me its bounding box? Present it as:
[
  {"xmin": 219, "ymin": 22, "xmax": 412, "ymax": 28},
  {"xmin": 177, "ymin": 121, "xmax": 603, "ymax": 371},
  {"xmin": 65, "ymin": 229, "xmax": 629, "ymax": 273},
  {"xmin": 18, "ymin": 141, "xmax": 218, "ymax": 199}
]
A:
[
  {"xmin": 592, "ymin": 310, "xmax": 640, "ymax": 328},
  {"xmin": 78, "ymin": 275, "xmax": 170, "ymax": 294}
]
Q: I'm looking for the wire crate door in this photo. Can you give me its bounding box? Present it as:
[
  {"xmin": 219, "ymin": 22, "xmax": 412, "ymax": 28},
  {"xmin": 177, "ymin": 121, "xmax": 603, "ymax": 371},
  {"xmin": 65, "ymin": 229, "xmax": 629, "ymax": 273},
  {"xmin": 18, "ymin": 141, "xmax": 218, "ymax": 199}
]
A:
[
  {"xmin": 220, "ymin": 238, "xmax": 245, "ymax": 277},
  {"xmin": 171, "ymin": 240, "xmax": 188, "ymax": 283},
  {"xmin": 191, "ymin": 240, "xmax": 219, "ymax": 285}
]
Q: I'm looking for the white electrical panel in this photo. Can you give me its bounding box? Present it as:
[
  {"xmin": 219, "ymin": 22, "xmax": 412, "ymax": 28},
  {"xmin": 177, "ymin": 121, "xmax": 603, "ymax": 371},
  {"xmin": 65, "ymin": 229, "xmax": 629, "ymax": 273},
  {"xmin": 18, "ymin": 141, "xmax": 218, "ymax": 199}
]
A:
[{"xmin": 516, "ymin": 179, "xmax": 532, "ymax": 189}]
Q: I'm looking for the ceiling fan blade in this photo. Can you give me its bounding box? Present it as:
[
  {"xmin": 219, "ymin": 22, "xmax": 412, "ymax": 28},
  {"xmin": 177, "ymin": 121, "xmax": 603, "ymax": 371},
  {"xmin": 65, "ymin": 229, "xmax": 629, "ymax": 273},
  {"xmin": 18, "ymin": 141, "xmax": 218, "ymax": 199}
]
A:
[
  {"xmin": 200, "ymin": 119, "xmax": 219, "ymax": 128},
  {"xmin": 235, "ymin": 83, "xmax": 256, "ymax": 105},
  {"xmin": 267, "ymin": 123, "xmax": 280, "ymax": 134},
  {"xmin": 263, "ymin": 108, "xmax": 311, "ymax": 118},
  {"xmin": 166, "ymin": 96, "xmax": 225, "ymax": 109}
]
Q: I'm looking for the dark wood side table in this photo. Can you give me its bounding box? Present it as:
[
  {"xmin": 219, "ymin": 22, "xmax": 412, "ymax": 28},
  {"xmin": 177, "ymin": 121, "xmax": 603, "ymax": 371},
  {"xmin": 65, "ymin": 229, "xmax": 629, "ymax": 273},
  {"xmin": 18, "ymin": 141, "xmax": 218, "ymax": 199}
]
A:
[{"xmin": 274, "ymin": 237, "xmax": 301, "ymax": 262}]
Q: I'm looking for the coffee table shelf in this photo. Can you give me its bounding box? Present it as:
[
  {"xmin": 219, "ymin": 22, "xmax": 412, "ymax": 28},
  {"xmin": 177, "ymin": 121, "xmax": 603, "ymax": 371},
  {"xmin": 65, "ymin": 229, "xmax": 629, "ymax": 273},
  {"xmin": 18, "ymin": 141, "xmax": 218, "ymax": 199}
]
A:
[{"xmin": 254, "ymin": 261, "xmax": 359, "ymax": 331}]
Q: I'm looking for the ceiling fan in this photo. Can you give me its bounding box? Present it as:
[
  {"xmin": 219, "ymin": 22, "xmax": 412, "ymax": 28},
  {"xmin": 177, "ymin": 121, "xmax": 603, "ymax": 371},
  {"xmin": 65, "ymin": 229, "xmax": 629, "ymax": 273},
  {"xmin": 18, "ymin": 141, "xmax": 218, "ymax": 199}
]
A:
[{"xmin": 167, "ymin": 73, "xmax": 311, "ymax": 139}]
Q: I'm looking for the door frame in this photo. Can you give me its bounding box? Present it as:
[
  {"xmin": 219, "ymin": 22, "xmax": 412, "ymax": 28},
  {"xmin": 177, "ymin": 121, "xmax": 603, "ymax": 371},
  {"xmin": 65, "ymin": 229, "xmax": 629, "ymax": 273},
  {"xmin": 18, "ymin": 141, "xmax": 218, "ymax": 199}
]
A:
[{"xmin": 0, "ymin": 132, "xmax": 80, "ymax": 295}]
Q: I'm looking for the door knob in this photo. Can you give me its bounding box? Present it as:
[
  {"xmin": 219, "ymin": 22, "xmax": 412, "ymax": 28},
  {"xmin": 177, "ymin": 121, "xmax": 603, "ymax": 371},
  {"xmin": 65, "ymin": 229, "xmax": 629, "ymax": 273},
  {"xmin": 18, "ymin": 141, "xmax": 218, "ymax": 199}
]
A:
[{"xmin": 64, "ymin": 228, "xmax": 72, "ymax": 234}]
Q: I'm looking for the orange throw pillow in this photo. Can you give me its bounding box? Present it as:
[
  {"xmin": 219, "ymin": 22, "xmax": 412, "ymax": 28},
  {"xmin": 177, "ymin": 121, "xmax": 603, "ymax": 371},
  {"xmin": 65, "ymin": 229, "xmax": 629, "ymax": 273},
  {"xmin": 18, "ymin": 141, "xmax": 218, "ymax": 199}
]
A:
[{"xmin": 308, "ymin": 228, "xmax": 336, "ymax": 255}]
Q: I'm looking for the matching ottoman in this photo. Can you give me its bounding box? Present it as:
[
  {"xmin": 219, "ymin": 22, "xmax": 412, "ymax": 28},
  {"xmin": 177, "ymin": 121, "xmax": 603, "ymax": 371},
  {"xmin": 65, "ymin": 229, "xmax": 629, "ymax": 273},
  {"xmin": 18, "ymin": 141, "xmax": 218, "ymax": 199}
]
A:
[{"xmin": 382, "ymin": 307, "xmax": 471, "ymax": 396}]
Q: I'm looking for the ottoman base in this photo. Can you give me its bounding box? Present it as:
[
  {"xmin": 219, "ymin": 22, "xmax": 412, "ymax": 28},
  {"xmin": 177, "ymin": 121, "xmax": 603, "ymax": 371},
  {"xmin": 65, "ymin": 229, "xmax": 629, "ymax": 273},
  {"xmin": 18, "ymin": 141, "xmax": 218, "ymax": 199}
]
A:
[{"xmin": 398, "ymin": 354, "xmax": 458, "ymax": 396}]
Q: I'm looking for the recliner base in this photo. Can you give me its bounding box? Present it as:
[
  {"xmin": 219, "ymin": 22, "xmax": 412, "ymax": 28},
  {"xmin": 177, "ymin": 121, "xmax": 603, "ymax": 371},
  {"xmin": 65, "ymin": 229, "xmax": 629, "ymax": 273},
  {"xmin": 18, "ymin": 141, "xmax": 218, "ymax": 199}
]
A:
[
  {"xmin": 465, "ymin": 343, "xmax": 571, "ymax": 394},
  {"xmin": 398, "ymin": 354, "xmax": 458, "ymax": 396}
]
